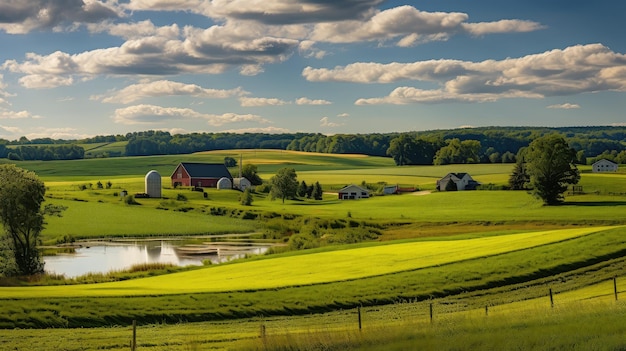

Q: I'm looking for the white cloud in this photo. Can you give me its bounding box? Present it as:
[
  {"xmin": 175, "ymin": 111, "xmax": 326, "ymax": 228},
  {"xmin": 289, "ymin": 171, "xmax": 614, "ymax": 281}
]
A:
[
  {"xmin": 320, "ymin": 116, "xmax": 344, "ymax": 128},
  {"xmin": 112, "ymin": 104, "xmax": 270, "ymax": 126},
  {"xmin": 462, "ymin": 20, "xmax": 546, "ymax": 36},
  {"xmin": 239, "ymin": 97, "xmax": 290, "ymax": 107},
  {"xmin": 304, "ymin": 44, "xmax": 626, "ymax": 104},
  {"xmin": 205, "ymin": 112, "xmax": 270, "ymax": 126},
  {"xmin": 93, "ymin": 80, "xmax": 247, "ymax": 104},
  {"xmin": 0, "ymin": 110, "xmax": 42, "ymax": 119},
  {"xmin": 547, "ymin": 103, "xmax": 581, "ymax": 109},
  {"xmin": 88, "ymin": 20, "xmax": 180, "ymax": 40},
  {"xmin": 0, "ymin": 125, "xmax": 22, "ymax": 135},
  {"xmin": 0, "ymin": 0, "xmax": 122, "ymax": 34},
  {"xmin": 219, "ymin": 126, "xmax": 291, "ymax": 134},
  {"xmin": 25, "ymin": 127, "xmax": 90, "ymax": 140},
  {"xmin": 296, "ymin": 97, "xmax": 331, "ymax": 105},
  {"xmin": 337, "ymin": 113, "xmax": 350, "ymax": 118}
]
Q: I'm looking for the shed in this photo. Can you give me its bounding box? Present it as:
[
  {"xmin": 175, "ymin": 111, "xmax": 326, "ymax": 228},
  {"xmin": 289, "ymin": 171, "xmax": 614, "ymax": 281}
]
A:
[
  {"xmin": 171, "ymin": 162, "xmax": 233, "ymax": 188},
  {"xmin": 217, "ymin": 177, "xmax": 232, "ymax": 190},
  {"xmin": 145, "ymin": 170, "xmax": 162, "ymax": 198},
  {"xmin": 338, "ymin": 184, "xmax": 370, "ymax": 200},
  {"xmin": 233, "ymin": 177, "xmax": 252, "ymax": 191},
  {"xmin": 592, "ymin": 159, "xmax": 618, "ymax": 173},
  {"xmin": 437, "ymin": 173, "xmax": 480, "ymax": 191}
]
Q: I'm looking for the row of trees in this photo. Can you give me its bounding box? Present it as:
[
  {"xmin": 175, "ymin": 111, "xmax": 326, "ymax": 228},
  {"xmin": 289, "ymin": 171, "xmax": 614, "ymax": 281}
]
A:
[{"xmin": 0, "ymin": 145, "xmax": 85, "ymax": 161}]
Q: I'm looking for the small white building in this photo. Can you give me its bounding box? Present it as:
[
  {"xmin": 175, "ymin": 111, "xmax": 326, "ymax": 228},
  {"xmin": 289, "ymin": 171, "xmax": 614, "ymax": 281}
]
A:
[
  {"xmin": 437, "ymin": 173, "xmax": 480, "ymax": 191},
  {"xmin": 217, "ymin": 177, "xmax": 233, "ymax": 190},
  {"xmin": 144, "ymin": 170, "xmax": 162, "ymax": 198},
  {"xmin": 338, "ymin": 184, "xmax": 370, "ymax": 200},
  {"xmin": 592, "ymin": 159, "xmax": 618, "ymax": 173},
  {"xmin": 233, "ymin": 177, "xmax": 252, "ymax": 191}
]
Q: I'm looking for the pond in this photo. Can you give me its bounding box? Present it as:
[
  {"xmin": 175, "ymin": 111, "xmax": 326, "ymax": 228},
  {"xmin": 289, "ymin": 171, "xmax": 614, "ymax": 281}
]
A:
[{"xmin": 44, "ymin": 236, "xmax": 275, "ymax": 278}]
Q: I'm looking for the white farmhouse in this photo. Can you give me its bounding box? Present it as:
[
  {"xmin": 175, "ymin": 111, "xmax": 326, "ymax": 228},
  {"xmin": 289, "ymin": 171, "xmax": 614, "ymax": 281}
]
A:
[{"xmin": 338, "ymin": 184, "xmax": 370, "ymax": 200}]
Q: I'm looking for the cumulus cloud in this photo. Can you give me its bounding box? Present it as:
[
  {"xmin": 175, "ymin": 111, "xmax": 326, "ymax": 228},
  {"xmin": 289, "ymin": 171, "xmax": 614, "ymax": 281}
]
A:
[
  {"xmin": 320, "ymin": 116, "xmax": 343, "ymax": 128},
  {"xmin": 88, "ymin": 20, "xmax": 180, "ymax": 40},
  {"xmin": 219, "ymin": 126, "xmax": 291, "ymax": 134},
  {"xmin": 547, "ymin": 103, "xmax": 581, "ymax": 109},
  {"xmin": 0, "ymin": 0, "xmax": 121, "ymax": 34},
  {"xmin": 93, "ymin": 80, "xmax": 247, "ymax": 104},
  {"xmin": 126, "ymin": 0, "xmax": 384, "ymax": 25},
  {"xmin": 0, "ymin": 109, "xmax": 42, "ymax": 119},
  {"xmin": 337, "ymin": 113, "xmax": 350, "ymax": 118},
  {"xmin": 25, "ymin": 127, "xmax": 91, "ymax": 140},
  {"xmin": 239, "ymin": 97, "xmax": 289, "ymax": 107},
  {"xmin": 462, "ymin": 20, "xmax": 546, "ymax": 36},
  {"xmin": 112, "ymin": 104, "xmax": 270, "ymax": 126},
  {"xmin": 3, "ymin": 21, "xmax": 300, "ymax": 88},
  {"xmin": 296, "ymin": 97, "xmax": 331, "ymax": 105},
  {"xmin": 304, "ymin": 44, "xmax": 626, "ymax": 104},
  {"xmin": 0, "ymin": 125, "xmax": 22, "ymax": 135}
]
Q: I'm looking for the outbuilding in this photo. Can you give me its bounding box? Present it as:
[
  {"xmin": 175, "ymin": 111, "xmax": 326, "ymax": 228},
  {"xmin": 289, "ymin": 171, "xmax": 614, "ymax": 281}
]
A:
[
  {"xmin": 145, "ymin": 170, "xmax": 162, "ymax": 198},
  {"xmin": 171, "ymin": 162, "xmax": 233, "ymax": 188},
  {"xmin": 437, "ymin": 173, "xmax": 480, "ymax": 191},
  {"xmin": 338, "ymin": 184, "xmax": 370, "ymax": 200},
  {"xmin": 592, "ymin": 159, "xmax": 618, "ymax": 173}
]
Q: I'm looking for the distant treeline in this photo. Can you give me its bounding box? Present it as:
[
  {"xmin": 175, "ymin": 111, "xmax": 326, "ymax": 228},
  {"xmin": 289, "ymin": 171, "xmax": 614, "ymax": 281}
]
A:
[
  {"xmin": 0, "ymin": 144, "xmax": 85, "ymax": 161},
  {"xmin": 1, "ymin": 126, "xmax": 625, "ymax": 164}
]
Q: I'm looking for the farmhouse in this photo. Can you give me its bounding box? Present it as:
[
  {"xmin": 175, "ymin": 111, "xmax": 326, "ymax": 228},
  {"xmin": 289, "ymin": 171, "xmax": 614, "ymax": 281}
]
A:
[
  {"xmin": 171, "ymin": 162, "xmax": 233, "ymax": 188},
  {"xmin": 437, "ymin": 173, "xmax": 480, "ymax": 191},
  {"xmin": 592, "ymin": 159, "xmax": 618, "ymax": 173},
  {"xmin": 338, "ymin": 184, "xmax": 370, "ymax": 200}
]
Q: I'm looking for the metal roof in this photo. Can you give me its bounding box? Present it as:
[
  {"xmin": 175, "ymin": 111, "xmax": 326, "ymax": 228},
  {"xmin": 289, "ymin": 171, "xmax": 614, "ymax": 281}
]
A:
[{"xmin": 176, "ymin": 162, "xmax": 232, "ymax": 179}]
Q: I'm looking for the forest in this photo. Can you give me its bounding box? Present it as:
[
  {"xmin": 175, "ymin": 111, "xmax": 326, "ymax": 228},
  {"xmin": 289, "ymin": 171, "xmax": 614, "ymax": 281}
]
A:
[{"xmin": 0, "ymin": 126, "xmax": 625, "ymax": 164}]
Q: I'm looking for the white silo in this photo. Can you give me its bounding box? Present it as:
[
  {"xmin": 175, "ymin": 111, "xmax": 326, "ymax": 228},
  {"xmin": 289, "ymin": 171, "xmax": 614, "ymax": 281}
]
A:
[{"xmin": 145, "ymin": 170, "xmax": 162, "ymax": 198}]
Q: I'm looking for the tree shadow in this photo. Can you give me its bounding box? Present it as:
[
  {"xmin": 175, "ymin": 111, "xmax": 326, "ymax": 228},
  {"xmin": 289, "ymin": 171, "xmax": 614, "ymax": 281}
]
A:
[{"xmin": 562, "ymin": 201, "xmax": 626, "ymax": 207}]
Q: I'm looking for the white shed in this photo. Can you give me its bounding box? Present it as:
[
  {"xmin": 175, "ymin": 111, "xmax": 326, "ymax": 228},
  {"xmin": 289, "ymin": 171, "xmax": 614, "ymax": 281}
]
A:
[
  {"xmin": 592, "ymin": 159, "xmax": 618, "ymax": 173},
  {"xmin": 145, "ymin": 170, "xmax": 162, "ymax": 198},
  {"xmin": 233, "ymin": 177, "xmax": 252, "ymax": 191},
  {"xmin": 217, "ymin": 177, "xmax": 232, "ymax": 190}
]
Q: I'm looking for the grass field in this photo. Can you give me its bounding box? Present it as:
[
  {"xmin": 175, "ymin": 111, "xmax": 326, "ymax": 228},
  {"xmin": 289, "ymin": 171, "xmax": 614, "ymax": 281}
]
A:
[{"xmin": 1, "ymin": 150, "xmax": 626, "ymax": 349}]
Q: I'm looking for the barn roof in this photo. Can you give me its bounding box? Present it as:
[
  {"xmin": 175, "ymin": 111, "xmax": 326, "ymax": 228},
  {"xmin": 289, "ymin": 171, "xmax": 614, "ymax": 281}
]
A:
[{"xmin": 175, "ymin": 162, "xmax": 232, "ymax": 179}]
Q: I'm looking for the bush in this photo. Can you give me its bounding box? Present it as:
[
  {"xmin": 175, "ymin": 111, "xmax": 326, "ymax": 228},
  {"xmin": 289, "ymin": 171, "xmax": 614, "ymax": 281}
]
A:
[
  {"xmin": 124, "ymin": 195, "xmax": 139, "ymax": 205},
  {"xmin": 176, "ymin": 193, "xmax": 188, "ymax": 201}
]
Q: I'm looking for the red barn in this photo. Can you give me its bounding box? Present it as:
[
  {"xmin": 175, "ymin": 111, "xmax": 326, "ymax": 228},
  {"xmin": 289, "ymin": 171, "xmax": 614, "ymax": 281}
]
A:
[{"xmin": 171, "ymin": 162, "xmax": 232, "ymax": 188}]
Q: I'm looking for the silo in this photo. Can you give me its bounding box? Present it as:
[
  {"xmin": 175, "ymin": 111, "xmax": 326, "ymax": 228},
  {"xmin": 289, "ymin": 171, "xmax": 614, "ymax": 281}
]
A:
[
  {"xmin": 145, "ymin": 170, "xmax": 162, "ymax": 198},
  {"xmin": 217, "ymin": 177, "xmax": 232, "ymax": 190}
]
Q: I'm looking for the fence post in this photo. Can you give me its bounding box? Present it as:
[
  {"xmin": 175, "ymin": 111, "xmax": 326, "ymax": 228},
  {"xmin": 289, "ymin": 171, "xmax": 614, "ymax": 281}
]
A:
[
  {"xmin": 357, "ymin": 306, "xmax": 362, "ymax": 331},
  {"xmin": 429, "ymin": 303, "xmax": 433, "ymax": 323},
  {"xmin": 485, "ymin": 305, "xmax": 488, "ymax": 316},
  {"xmin": 260, "ymin": 324, "xmax": 266, "ymax": 339},
  {"xmin": 614, "ymin": 277, "xmax": 618, "ymax": 301},
  {"xmin": 549, "ymin": 288, "xmax": 554, "ymax": 308},
  {"xmin": 131, "ymin": 320, "xmax": 136, "ymax": 351}
]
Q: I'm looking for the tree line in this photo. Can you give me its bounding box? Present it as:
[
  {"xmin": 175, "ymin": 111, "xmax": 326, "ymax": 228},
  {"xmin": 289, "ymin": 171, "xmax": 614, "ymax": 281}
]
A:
[
  {"xmin": 1, "ymin": 126, "xmax": 625, "ymax": 164},
  {"xmin": 0, "ymin": 144, "xmax": 85, "ymax": 161}
]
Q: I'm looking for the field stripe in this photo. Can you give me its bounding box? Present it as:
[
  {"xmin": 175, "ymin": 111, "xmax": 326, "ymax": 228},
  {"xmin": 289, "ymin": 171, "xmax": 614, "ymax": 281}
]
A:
[{"xmin": 0, "ymin": 227, "xmax": 614, "ymax": 299}]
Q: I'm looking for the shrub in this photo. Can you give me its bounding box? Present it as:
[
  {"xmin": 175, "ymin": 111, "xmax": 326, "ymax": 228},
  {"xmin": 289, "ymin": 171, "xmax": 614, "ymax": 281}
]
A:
[
  {"xmin": 124, "ymin": 195, "xmax": 139, "ymax": 205},
  {"xmin": 176, "ymin": 193, "xmax": 188, "ymax": 201}
]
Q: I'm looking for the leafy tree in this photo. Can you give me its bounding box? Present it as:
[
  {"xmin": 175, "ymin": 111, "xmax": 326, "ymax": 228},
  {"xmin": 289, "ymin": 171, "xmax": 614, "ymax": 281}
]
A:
[
  {"xmin": 241, "ymin": 164, "xmax": 263, "ymax": 185},
  {"xmin": 0, "ymin": 165, "xmax": 64, "ymax": 276},
  {"xmin": 240, "ymin": 188, "xmax": 253, "ymax": 206},
  {"xmin": 224, "ymin": 156, "xmax": 237, "ymax": 167},
  {"xmin": 269, "ymin": 167, "xmax": 298, "ymax": 203},
  {"xmin": 525, "ymin": 134, "xmax": 580, "ymax": 205}
]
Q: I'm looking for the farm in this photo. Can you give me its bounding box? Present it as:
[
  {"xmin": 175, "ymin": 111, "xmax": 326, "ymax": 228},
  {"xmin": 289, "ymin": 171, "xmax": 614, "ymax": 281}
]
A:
[{"xmin": 1, "ymin": 150, "xmax": 626, "ymax": 350}]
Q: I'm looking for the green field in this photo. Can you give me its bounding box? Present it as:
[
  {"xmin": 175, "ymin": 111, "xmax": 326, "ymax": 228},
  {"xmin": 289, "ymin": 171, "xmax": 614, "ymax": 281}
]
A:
[{"xmin": 1, "ymin": 150, "xmax": 626, "ymax": 350}]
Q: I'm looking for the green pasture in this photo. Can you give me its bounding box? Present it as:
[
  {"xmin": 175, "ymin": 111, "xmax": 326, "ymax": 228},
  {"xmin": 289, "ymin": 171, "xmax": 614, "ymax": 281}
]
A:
[{"xmin": 0, "ymin": 226, "xmax": 616, "ymax": 298}]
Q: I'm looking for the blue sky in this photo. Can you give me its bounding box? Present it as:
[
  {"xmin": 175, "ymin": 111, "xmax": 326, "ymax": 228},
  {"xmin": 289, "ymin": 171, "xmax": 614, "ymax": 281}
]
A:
[{"xmin": 1, "ymin": 0, "xmax": 625, "ymax": 140}]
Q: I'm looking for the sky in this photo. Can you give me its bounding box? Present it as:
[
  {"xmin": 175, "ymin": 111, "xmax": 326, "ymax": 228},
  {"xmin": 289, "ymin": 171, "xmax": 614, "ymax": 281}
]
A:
[{"xmin": 0, "ymin": 0, "xmax": 625, "ymax": 140}]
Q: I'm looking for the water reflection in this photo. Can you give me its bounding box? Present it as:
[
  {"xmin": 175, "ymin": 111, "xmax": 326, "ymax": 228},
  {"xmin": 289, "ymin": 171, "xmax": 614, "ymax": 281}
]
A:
[{"xmin": 44, "ymin": 240, "xmax": 270, "ymax": 278}]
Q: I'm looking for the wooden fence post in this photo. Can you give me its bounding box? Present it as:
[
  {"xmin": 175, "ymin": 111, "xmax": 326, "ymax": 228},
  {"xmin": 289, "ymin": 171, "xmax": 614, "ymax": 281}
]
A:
[
  {"xmin": 549, "ymin": 288, "xmax": 554, "ymax": 308},
  {"xmin": 429, "ymin": 303, "xmax": 433, "ymax": 323},
  {"xmin": 131, "ymin": 320, "xmax": 136, "ymax": 351},
  {"xmin": 614, "ymin": 277, "xmax": 618, "ymax": 301},
  {"xmin": 485, "ymin": 305, "xmax": 488, "ymax": 316},
  {"xmin": 357, "ymin": 306, "xmax": 362, "ymax": 331}
]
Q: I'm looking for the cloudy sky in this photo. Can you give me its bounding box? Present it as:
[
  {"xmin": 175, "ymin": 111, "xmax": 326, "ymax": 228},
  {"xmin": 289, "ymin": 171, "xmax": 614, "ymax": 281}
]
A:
[{"xmin": 1, "ymin": 0, "xmax": 625, "ymax": 140}]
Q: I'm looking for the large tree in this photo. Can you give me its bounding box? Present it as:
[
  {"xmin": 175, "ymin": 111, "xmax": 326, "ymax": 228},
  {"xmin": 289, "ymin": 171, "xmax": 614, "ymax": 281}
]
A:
[
  {"xmin": 269, "ymin": 167, "xmax": 298, "ymax": 203},
  {"xmin": 525, "ymin": 134, "xmax": 580, "ymax": 205},
  {"xmin": 0, "ymin": 165, "xmax": 57, "ymax": 275}
]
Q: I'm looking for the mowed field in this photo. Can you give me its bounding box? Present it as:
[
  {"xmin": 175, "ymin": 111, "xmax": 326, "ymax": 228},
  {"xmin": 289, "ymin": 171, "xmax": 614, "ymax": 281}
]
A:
[{"xmin": 1, "ymin": 150, "xmax": 626, "ymax": 350}]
